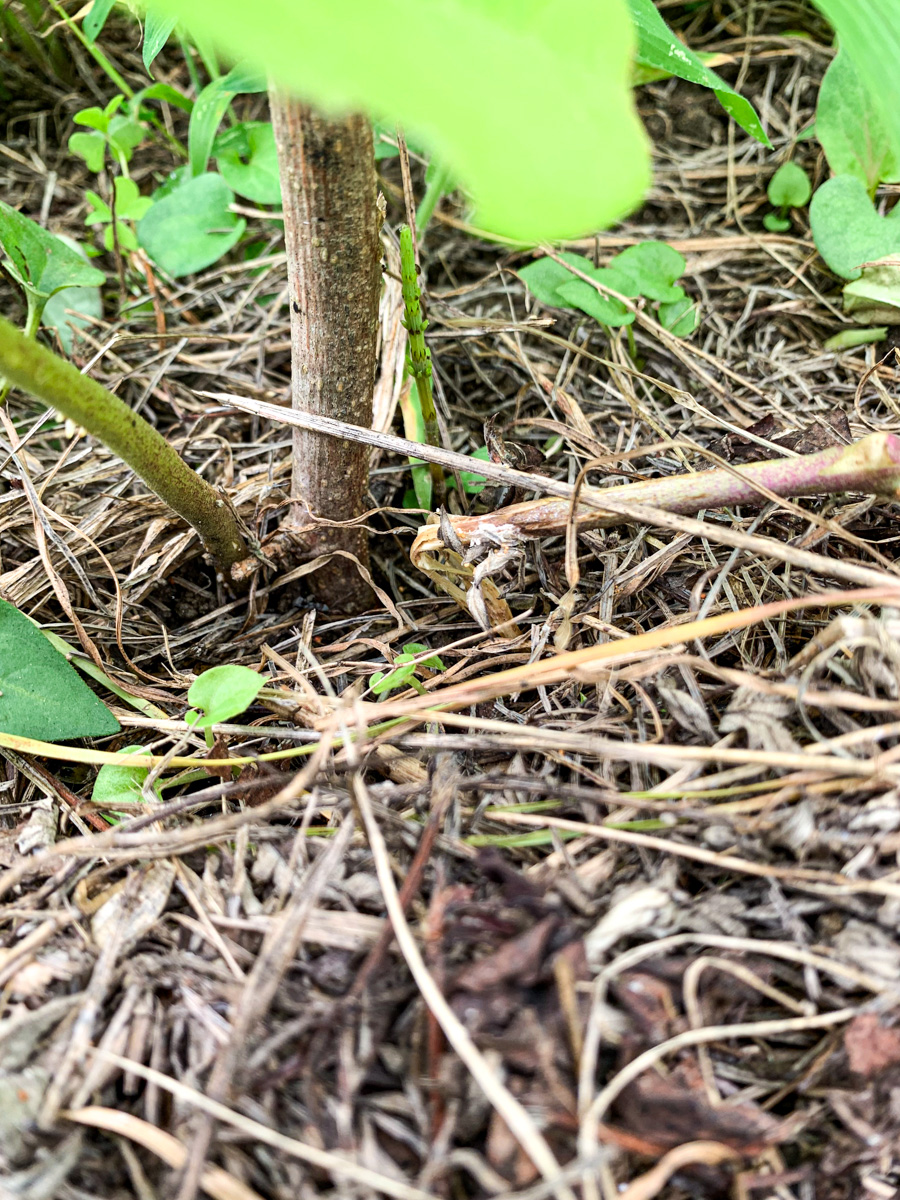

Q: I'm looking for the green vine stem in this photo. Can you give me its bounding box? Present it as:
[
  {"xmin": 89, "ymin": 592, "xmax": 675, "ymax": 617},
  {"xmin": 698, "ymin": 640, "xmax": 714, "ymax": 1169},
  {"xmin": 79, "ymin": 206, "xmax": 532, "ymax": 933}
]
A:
[
  {"xmin": 399, "ymin": 224, "xmax": 445, "ymax": 504},
  {"xmin": 0, "ymin": 315, "xmax": 249, "ymax": 578}
]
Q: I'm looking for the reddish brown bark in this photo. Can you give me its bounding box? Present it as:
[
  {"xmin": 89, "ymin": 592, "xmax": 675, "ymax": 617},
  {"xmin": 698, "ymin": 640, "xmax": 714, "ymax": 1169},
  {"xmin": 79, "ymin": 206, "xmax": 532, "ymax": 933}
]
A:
[{"xmin": 269, "ymin": 95, "xmax": 380, "ymax": 612}]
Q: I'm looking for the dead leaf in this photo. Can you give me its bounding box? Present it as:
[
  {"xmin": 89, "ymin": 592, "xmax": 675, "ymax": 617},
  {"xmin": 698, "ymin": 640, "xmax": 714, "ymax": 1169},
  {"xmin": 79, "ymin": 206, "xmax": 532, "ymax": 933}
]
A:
[{"xmin": 844, "ymin": 1014, "xmax": 900, "ymax": 1078}]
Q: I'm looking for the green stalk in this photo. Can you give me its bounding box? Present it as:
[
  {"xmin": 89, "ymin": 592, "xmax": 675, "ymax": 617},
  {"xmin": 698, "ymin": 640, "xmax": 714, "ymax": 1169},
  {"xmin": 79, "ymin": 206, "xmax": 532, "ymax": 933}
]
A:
[
  {"xmin": 399, "ymin": 225, "xmax": 444, "ymax": 504},
  {"xmin": 415, "ymin": 161, "xmax": 453, "ymax": 236},
  {"xmin": 45, "ymin": 0, "xmax": 133, "ymax": 98},
  {"xmin": 0, "ymin": 315, "xmax": 248, "ymax": 577}
]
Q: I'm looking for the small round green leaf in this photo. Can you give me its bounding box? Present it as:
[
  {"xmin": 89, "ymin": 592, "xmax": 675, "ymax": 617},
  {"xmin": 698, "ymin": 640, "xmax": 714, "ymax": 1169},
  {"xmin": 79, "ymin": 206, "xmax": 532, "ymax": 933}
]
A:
[
  {"xmin": 187, "ymin": 664, "xmax": 264, "ymax": 728},
  {"xmin": 92, "ymin": 746, "xmax": 155, "ymax": 808},
  {"xmin": 608, "ymin": 241, "xmax": 686, "ymax": 301},
  {"xmin": 767, "ymin": 162, "xmax": 811, "ymax": 209}
]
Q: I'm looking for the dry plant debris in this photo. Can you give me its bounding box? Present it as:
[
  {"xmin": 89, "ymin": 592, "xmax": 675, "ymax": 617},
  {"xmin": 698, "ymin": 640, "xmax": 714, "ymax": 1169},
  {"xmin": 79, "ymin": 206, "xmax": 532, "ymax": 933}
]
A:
[{"xmin": 3, "ymin": 7, "xmax": 900, "ymax": 1200}]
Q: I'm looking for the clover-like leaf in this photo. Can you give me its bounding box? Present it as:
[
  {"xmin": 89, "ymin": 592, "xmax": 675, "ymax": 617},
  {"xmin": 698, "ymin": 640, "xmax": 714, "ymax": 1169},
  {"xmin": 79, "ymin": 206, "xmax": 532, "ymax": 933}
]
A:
[
  {"xmin": 68, "ymin": 131, "xmax": 107, "ymax": 172},
  {"xmin": 608, "ymin": 240, "xmax": 686, "ymax": 301}
]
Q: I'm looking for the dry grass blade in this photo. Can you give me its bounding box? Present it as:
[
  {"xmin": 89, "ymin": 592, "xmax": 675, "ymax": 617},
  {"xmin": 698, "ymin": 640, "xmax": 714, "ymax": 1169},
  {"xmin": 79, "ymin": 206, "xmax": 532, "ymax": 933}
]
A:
[
  {"xmin": 63, "ymin": 1107, "xmax": 264, "ymax": 1200},
  {"xmin": 350, "ymin": 769, "xmax": 579, "ymax": 1200},
  {"xmin": 365, "ymin": 588, "xmax": 900, "ymax": 718},
  {"xmin": 616, "ymin": 1142, "xmax": 739, "ymax": 1200},
  {"xmin": 82, "ymin": 1052, "xmax": 436, "ymax": 1200}
]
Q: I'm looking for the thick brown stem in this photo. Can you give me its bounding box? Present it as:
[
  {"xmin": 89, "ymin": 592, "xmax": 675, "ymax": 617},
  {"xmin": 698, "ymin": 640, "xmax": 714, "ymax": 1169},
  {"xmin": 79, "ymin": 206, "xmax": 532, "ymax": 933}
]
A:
[{"xmin": 269, "ymin": 94, "xmax": 380, "ymax": 612}]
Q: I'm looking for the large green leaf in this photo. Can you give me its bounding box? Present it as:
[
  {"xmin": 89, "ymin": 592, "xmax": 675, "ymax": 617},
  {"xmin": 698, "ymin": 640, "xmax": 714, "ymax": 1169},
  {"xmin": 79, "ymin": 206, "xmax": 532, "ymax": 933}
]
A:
[
  {"xmin": 138, "ymin": 172, "xmax": 246, "ymax": 276},
  {"xmin": 809, "ymin": 174, "xmax": 900, "ymax": 280},
  {"xmin": 815, "ymin": 47, "xmax": 900, "ymax": 193},
  {"xmin": 141, "ymin": 0, "xmax": 650, "ymax": 241},
  {"xmin": 626, "ymin": 0, "xmax": 769, "ymax": 145},
  {"xmin": 812, "ymin": 1, "xmax": 900, "ymax": 173},
  {"xmin": 0, "ymin": 600, "xmax": 120, "ymax": 741}
]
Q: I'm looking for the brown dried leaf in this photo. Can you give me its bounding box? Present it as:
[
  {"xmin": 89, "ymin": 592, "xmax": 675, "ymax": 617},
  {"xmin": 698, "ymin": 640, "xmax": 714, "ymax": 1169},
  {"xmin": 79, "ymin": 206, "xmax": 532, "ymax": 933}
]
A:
[{"xmin": 844, "ymin": 1013, "xmax": 900, "ymax": 1078}]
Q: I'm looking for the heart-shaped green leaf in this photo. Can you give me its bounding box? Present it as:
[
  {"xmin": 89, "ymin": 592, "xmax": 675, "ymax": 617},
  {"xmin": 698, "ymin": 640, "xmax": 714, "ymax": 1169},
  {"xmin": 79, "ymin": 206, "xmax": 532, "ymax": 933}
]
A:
[
  {"xmin": 214, "ymin": 121, "xmax": 281, "ymax": 205},
  {"xmin": 809, "ymin": 174, "xmax": 900, "ymax": 280},
  {"xmin": 767, "ymin": 161, "xmax": 811, "ymax": 209},
  {"xmin": 41, "ymin": 235, "xmax": 104, "ymax": 353},
  {"xmin": 0, "ymin": 600, "xmax": 120, "ymax": 741},
  {"xmin": 138, "ymin": 172, "xmax": 245, "ymax": 276}
]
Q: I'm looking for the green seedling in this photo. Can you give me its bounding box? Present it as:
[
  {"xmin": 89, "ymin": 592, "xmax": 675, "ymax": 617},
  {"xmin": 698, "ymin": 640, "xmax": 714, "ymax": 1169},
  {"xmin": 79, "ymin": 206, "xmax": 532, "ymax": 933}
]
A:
[
  {"xmin": 188, "ymin": 62, "xmax": 266, "ymax": 178},
  {"xmin": 369, "ymin": 643, "xmax": 445, "ymax": 697},
  {"xmin": 184, "ymin": 664, "xmax": 265, "ymax": 746},
  {"xmin": 0, "ymin": 202, "xmax": 105, "ymax": 396},
  {"xmin": 519, "ymin": 242, "xmax": 699, "ymax": 339},
  {"xmin": 85, "ymin": 176, "xmax": 153, "ymax": 252},
  {"xmin": 69, "ymin": 95, "xmax": 145, "ymax": 173},
  {"xmin": 92, "ymin": 745, "xmax": 163, "ymax": 815},
  {"xmin": 764, "ymin": 162, "xmax": 811, "ymax": 232},
  {"xmin": 0, "ymin": 599, "xmax": 119, "ymax": 741}
]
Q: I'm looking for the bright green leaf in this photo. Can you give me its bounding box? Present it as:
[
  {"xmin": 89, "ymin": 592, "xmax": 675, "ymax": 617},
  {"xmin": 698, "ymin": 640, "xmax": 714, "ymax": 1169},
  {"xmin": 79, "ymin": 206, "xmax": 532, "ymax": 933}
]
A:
[
  {"xmin": 143, "ymin": 7, "xmax": 178, "ymax": 71},
  {"xmin": 188, "ymin": 62, "xmax": 267, "ymax": 177},
  {"xmin": 557, "ymin": 278, "xmax": 634, "ymax": 326},
  {"xmin": 107, "ymin": 116, "xmax": 146, "ymax": 164},
  {"xmin": 42, "ymin": 236, "xmax": 104, "ymax": 353},
  {"xmin": 92, "ymin": 745, "xmax": 158, "ymax": 808},
  {"xmin": 0, "ymin": 201, "xmax": 105, "ymax": 299},
  {"xmin": 138, "ymin": 172, "xmax": 245, "ymax": 276},
  {"xmin": 609, "ymin": 240, "xmax": 686, "ymax": 300},
  {"xmin": 815, "ymin": 47, "xmax": 899, "ymax": 194},
  {"xmin": 626, "ymin": 0, "xmax": 770, "ymax": 145},
  {"xmin": 767, "ymin": 161, "xmax": 811, "ymax": 208},
  {"xmin": 809, "ymin": 174, "xmax": 900, "ymax": 280},
  {"xmin": 187, "ymin": 664, "xmax": 264, "ymax": 729},
  {"xmin": 214, "ymin": 121, "xmax": 281, "ymax": 205},
  {"xmin": 68, "ymin": 131, "xmax": 107, "ymax": 172},
  {"xmin": 0, "ymin": 600, "xmax": 120, "ymax": 741},
  {"xmin": 83, "ymin": 0, "xmax": 117, "ymax": 42},
  {"xmin": 142, "ymin": 0, "xmax": 650, "ymax": 241},
  {"xmin": 763, "ymin": 212, "xmax": 792, "ymax": 232},
  {"xmin": 131, "ymin": 81, "xmax": 194, "ymax": 116},
  {"xmin": 811, "ymin": 1, "xmax": 900, "ymax": 181},
  {"xmin": 658, "ymin": 295, "xmax": 699, "ymax": 336},
  {"xmin": 518, "ymin": 253, "xmax": 596, "ymax": 309}
]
